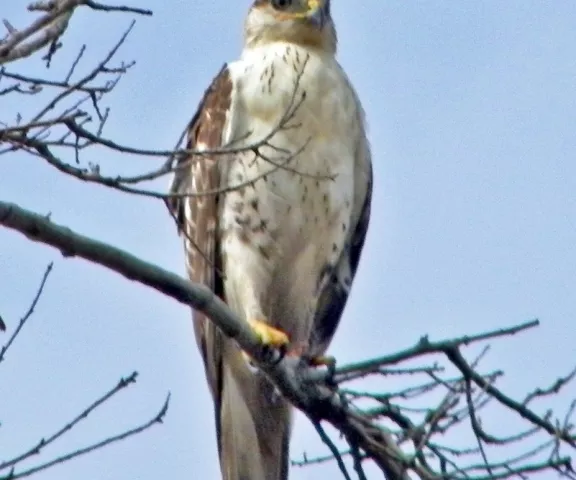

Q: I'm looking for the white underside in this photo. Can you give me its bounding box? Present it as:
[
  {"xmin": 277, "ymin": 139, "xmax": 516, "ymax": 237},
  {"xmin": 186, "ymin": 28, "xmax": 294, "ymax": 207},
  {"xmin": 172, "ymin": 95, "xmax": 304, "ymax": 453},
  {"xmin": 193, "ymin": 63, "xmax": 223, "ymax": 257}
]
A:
[{"xmin": 219, "ymin": 42, "xmax": 366, "ymax": 344}]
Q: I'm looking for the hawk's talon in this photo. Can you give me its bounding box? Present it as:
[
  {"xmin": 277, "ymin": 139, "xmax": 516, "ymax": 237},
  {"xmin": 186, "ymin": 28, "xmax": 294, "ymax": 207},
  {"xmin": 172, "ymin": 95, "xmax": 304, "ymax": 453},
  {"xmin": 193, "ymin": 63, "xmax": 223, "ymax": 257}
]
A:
[
  {"xmin": 303, "ymin": 354, "xmax": 337, "ymax": 385},
  {"xmin": 242, "ymin": 318, "xmax": 290, "ymax": 369},
  {"xmin": 247, "ymin": 318, "xmax": 290, "ymax": 348}
]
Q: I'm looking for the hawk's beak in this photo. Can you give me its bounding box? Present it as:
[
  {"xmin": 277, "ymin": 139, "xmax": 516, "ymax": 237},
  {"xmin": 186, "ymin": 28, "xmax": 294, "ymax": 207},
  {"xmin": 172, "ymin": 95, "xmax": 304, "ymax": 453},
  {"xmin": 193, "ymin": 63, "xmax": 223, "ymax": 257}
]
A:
[{"xmin": 305, "ymin": 0, "xmax": 328, "ymax": 29}]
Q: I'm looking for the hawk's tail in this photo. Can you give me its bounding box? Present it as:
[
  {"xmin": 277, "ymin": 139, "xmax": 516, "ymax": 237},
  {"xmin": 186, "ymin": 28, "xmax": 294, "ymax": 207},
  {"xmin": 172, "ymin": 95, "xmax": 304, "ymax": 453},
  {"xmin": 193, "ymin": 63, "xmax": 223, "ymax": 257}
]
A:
[{"xmin": 217, "ymin": 356, "xmax": 292, "ymax": 480}]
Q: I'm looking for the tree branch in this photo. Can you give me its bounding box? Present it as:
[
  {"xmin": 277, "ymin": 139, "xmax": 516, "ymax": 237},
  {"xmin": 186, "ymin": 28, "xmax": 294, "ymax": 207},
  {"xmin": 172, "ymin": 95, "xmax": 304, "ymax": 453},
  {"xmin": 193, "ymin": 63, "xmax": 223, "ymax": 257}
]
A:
[
  {"xmin": 0, "ymin": 200, "xmax": 412, "ymax": 480},
  {"xmin": 1, "ymin": 200, "xmax": 575, "ymax": 480},
  {"xmin": 0, "ymin": 0, "xmax": 151, "ymax": 65}
]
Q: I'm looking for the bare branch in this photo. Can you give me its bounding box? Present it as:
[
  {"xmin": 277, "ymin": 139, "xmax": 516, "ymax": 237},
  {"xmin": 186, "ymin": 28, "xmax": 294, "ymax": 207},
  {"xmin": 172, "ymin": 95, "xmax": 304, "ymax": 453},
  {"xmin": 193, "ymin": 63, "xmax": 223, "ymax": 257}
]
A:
[
  {"xmin": 311, "ymin": 420, "xmax": 353, "ymax": 480},
  {"xmin": 0, "ymin": 262, "xmax": 53, "ymax": 364},
  {"xmin": 0, "ymin": 0, "xmax": 151, "ymax": 65},
  {"xmin": 2, "ymin": 391, "xmax": 168, "ymax": 480},
  {"xmin": 0, "ymin": 0, "xmax": 77, "ymax": 65},
  {"xmin": 0, "ymin": 372, "xmax": 138, "ymax": 470},
  {"xmin": 523, "ymin": 367, "xmax": 576, "ymax": 406},
  {"xmin": 2, "ymin": 201, "xmax": 574, "ymax": 479},
  {"xmin": 0, "ymin": 200, "xmax": 412, "ymax": 480}
]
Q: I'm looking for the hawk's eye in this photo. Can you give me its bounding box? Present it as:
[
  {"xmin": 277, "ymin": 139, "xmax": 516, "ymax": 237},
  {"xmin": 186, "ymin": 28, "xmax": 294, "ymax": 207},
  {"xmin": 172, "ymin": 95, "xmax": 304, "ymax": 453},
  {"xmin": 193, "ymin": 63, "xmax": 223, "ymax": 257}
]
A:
[{"xmin": 271, "ymin": 0, "xmax": 293, "ymax": 10}]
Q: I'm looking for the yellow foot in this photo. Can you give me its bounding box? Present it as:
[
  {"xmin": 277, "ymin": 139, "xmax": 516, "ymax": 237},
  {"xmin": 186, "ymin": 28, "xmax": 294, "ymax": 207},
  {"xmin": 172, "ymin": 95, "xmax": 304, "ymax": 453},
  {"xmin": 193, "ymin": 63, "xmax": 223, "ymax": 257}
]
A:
[
  {"xmin": 284, "ymin": 343, "xmax": 336, "ymax": 375},
  {"xmin": 304, "ymin": 353, "xmax": 337, "ymax": 386},
  {"xmin": 247, "ymin": 318, "xmax": 290, "ymax": 348},
  {"xmin": 307, "ymin": 355, "xmax": 336, "ymax": 368},
  {"xmin": 280, "ymin": 341, "xmax": 332, "ymax": 365},
  {"xmin": 242, "ymin": 318, "xmax": 290, "ymax": 368}
]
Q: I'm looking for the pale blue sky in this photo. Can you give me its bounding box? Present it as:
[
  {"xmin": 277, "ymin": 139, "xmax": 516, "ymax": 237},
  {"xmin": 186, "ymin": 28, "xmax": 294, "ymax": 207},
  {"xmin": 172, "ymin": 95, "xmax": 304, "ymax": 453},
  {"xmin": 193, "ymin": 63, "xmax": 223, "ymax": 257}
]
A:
[{"xmin": 1, "ymin": 1, "xmax": 575, "ymax": 479}]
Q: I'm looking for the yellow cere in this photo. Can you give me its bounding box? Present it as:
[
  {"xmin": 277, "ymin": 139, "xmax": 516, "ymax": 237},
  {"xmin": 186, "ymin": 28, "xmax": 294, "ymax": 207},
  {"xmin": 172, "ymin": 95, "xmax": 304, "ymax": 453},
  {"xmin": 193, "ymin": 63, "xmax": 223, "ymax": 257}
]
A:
[{"xmin": 307, "ymin": 0, "xmax": 321, "ymax": 11}]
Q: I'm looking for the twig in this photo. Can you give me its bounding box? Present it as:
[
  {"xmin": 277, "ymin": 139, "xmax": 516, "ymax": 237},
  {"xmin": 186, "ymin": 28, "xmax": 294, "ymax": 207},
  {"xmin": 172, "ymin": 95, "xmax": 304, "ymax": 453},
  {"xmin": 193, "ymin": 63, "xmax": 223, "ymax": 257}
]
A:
[
  {"xmin": 0, "ymin": 371, "xmax": 138, "ymax": 470},
  {"xmin": 446, "ymin": 347, "xmax": 576, "ymax": 448},
  {"xmin": 311, "ymin": 420, "xmax": 352, "ymax": 480},
  {"xmin": 336, "ymin": 321, "xmax": 540, "ymax": 378},
  {"xmin": 523, "ymin": 367, "xmax": 576, "ymax": 406},
  {"xmin": 0, "ymin": 262, "xmax": 53, "ymax": 363},
  {"xmin": 2, "ymin": 394, "xmax": 169, "ymax": 480}
]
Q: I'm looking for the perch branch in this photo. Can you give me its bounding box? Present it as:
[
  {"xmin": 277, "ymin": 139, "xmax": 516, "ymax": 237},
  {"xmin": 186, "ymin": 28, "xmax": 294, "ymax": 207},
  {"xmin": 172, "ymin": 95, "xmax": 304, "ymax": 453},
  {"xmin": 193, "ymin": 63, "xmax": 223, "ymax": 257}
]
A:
[{"xmin": 1, "ymin": 201, "xmax": 575, "ymax": 480}]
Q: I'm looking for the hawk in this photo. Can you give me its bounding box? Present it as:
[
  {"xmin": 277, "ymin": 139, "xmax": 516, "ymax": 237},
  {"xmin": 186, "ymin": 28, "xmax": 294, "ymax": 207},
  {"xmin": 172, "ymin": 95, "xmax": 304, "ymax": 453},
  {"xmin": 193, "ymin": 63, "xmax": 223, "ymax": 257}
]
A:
[{"xmin": 169, "ymin": 0, "xmax": 372, "ymax": 478}]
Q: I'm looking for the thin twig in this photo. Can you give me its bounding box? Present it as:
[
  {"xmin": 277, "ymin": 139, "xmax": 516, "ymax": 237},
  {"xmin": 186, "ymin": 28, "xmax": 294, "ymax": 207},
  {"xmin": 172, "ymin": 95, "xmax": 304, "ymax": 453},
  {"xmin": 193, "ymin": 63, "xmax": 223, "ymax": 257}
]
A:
[
  {"xmin": 0, "ymin": 372, "xmax": 138, "ymax": 470},
  {"xmin": 3, "ymin": 394, "xmax": 169, "ymax": 480},
  {"xmin": 0, "ymin": 262, "xmax": 53, "ymax": 363}
]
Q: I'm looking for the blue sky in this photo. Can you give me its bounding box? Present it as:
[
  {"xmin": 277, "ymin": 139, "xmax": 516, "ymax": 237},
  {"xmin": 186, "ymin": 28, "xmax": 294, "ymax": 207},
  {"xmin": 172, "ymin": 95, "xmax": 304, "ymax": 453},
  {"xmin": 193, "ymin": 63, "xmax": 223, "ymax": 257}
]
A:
[{"xmin": 1, "ymin": 1, "xmax": 575, "ymax": 479}]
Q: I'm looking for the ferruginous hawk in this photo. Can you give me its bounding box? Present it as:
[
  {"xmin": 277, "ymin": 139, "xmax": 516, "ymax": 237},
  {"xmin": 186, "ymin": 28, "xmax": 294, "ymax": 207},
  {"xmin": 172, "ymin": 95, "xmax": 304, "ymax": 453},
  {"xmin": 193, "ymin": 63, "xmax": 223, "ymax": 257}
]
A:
[{"xmin": 169, "ymin": 0, "xmax": 372, "ymax": 478}]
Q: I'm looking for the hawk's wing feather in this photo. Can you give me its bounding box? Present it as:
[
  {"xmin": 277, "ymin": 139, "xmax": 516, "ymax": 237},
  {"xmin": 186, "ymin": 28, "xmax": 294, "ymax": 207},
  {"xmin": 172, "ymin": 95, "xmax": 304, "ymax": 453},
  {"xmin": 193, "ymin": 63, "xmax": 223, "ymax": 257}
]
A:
[
  {"xmin": 168, "ymin": 64, "xmax": 232, "ymax": 452},
  {"xmin": 311, "ymin": 140, "xmax": 373, "ymax": 354}
]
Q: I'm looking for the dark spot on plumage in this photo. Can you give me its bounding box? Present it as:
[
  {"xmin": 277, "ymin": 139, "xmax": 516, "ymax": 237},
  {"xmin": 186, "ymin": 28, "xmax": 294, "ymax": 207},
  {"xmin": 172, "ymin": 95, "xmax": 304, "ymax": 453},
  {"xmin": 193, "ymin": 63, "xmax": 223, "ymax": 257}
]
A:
[
  {"xmin": 238, "ymin": 230, "xmax": 250, "ymax": 244},
  {"xmin": 252, "ymin": 219, "xmax": 268, "ymax": 233},
  {"xmin": 342, "ymin": 222, "xmax": 347, "ymax": 231},
  {"xmin": 286, "ymin": 205, "xmax": 292, "ymax": 213},
  {"xmin": 345, "ymin": 199, "xmax": 351, "ymax": 208},
  {"xmin": 231, "ymin": 200, "xmax": 243, "ymax": 213},
  {"xmin": 236, "ymin": 173, "xmax": 243, "ymax": 182},
  {"xmin": 315, "ymin": 180, "xmax": 320, "ymax": 187},
  {"xmin": 332, "ymin": 243, "xmax": 338, "ymax": 252},
  {"xmin": 250, "ymin": 199, "xmax": 259, "ymax": 211},
  {"xmin": 323, "ymin": 194, "xmax": 328, "ymax": 203},
  {"xmin": 258, "ymin": 245, "xmax": 270, "ymax": 261},
  {"xmin": 234, "ymin": 215, "xmax": 250, "ymax": 226}
]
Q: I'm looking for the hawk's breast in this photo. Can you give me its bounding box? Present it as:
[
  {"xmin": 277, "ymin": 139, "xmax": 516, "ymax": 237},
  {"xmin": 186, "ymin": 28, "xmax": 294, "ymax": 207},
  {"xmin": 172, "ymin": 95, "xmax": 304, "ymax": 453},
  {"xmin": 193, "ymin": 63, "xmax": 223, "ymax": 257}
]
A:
[{"xmin": 220, "ymin": 42, "xmax": 362, "ymax": 321}]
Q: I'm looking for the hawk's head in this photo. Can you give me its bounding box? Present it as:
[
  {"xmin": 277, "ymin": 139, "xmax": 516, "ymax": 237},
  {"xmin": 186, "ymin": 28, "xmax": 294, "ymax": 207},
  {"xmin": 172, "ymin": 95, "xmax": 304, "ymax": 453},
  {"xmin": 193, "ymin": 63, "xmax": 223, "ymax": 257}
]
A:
[{"xmin": 245, "ymin": 0, "xmax": 336, "ymax": 53}]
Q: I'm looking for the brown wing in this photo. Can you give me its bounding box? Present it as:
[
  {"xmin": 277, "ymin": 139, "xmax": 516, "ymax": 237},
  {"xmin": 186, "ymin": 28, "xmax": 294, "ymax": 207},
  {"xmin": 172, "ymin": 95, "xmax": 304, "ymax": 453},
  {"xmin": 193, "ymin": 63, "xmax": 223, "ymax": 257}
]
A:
[{"xmin": 168, "ymin": 64, "xmax": 232, "ymax": 443}]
